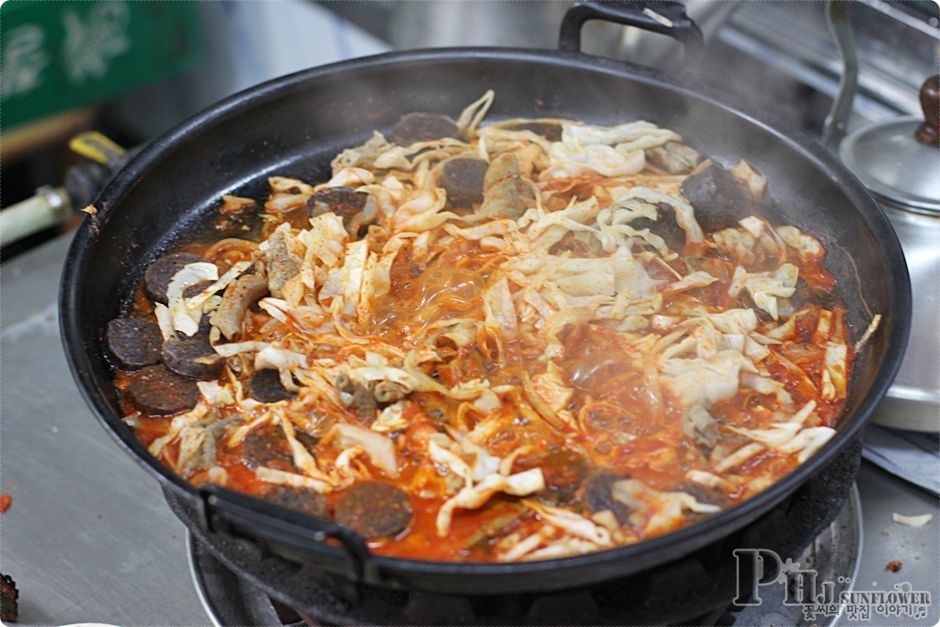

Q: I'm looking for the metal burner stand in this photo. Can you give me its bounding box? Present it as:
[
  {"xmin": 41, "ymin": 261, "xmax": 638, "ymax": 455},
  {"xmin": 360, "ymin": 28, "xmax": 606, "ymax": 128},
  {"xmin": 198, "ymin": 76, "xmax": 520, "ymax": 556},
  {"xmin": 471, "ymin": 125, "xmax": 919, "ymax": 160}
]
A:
[{"xmin": 188, "ymin": 488, "xmax": 862, "ymax": 627}]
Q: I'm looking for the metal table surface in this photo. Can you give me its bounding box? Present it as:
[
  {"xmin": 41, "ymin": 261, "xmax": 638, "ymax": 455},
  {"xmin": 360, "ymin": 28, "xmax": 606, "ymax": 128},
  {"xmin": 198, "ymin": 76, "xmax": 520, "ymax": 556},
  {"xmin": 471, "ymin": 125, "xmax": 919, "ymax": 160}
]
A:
[
  {"xmin": 1, "ymin": 234, "xmax": 938, "ymax": 627},
  {"xmin": 1, "ymin": 236, "xmax": 207, "ymax": 626}
]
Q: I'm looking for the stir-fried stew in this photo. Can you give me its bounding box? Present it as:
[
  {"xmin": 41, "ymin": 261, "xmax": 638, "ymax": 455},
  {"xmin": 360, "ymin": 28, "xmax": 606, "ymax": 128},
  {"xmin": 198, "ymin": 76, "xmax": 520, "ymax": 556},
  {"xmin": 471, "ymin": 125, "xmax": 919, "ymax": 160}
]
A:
[{"xmin": 109, "ymin": 91, "xmax": 878, "ymax": 562}]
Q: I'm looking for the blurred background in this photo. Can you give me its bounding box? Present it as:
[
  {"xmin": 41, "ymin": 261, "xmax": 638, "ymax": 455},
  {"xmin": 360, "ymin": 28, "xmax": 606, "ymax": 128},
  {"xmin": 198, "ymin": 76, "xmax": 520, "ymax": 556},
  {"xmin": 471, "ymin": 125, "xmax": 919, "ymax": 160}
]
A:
[{"xmin": 2, "ymin": 0, "xmax": 937, "ymax": 257}]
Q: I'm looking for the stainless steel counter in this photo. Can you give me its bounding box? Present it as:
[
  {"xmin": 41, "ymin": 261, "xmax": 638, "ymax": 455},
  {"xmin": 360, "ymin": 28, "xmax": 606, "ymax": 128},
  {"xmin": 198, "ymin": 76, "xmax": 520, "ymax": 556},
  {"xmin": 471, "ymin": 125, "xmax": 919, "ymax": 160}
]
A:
[
  {"xmin": 1, "ymin": 234, "xmax": 937, "ymax": 626},
  {"xmin": 1, "ymin": 236, "xmax": 207, "ymax": 626}
]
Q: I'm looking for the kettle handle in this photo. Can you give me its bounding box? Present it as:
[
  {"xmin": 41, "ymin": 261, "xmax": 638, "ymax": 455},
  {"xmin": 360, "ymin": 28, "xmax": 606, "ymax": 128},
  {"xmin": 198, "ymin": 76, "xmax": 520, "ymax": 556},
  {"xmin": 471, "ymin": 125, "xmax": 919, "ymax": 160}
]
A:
[{"xmin": 822, "ymin": 0, "xmax": 859, "ymax": 153}]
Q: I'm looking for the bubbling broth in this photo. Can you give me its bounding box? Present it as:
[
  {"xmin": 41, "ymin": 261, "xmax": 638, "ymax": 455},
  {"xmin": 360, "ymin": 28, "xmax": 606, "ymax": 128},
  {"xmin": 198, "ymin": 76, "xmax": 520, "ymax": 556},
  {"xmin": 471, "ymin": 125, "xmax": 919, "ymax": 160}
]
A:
[{"xmin": 107, "ymin": 91, "xmax": 876, "ymax": 562}]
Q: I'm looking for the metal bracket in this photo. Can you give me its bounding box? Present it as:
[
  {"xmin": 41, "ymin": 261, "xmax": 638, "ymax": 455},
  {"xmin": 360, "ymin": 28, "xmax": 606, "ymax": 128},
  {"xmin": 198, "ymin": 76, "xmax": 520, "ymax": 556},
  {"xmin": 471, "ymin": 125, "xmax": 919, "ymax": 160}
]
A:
[{"xmin": 822, "ymin": 0, "xmax": 859, "ymax": 152}]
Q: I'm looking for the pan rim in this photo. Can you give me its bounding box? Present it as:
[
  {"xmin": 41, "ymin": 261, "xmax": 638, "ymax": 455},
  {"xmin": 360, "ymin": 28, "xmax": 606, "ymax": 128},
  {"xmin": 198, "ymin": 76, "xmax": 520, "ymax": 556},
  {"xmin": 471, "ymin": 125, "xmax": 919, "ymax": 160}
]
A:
[{"xmin": 59, "ymin": 46, "xmax": 911, "ymax": 586}]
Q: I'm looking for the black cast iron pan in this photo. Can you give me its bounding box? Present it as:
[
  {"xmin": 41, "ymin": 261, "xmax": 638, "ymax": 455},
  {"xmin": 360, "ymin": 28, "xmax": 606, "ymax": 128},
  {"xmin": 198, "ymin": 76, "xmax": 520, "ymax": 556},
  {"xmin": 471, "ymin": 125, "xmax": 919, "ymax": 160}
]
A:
[{"xmin": 60, "ymin": 1, "xmax": 910, "ymax": 595}]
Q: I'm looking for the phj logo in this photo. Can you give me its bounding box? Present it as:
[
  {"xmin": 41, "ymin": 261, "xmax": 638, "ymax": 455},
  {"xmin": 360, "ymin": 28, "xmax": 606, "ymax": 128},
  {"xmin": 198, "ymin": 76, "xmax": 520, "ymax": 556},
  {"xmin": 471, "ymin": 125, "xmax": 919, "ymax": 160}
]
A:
[{"xmin": 733, "ymin": 548, "xmax": 932, "ymax": 622}]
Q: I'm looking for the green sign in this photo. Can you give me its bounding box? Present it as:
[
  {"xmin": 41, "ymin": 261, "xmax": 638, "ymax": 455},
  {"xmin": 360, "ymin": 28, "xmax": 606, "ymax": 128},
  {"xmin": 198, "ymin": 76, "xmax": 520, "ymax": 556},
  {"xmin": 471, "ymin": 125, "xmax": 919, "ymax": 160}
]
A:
[{"xmin": 1, "ymin": 0, "xmax": 202, "ymax": 130}]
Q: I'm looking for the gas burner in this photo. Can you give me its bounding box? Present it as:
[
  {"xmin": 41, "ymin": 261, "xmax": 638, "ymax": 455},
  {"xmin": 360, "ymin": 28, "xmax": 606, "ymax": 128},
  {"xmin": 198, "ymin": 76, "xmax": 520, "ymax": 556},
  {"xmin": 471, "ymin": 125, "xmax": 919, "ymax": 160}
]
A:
[
  {"xmin": 188, "ymin": 534, "xmax": 304, "ymax": 626},
  {"xmin": 188, "ymin": 488, "xmax": 861, "ymax": 627},
  {"xmin": 179, "ymin": 441, "xmax": 861, "ymax": 627}
]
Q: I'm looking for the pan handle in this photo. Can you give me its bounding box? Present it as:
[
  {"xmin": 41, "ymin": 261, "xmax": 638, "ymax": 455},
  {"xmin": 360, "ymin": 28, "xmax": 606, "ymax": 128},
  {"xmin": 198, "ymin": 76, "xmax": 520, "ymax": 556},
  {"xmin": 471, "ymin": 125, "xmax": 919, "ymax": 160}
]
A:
[
  {"xmin": 558, "ymin": 1, "xmax": 704, "ymax": 70},
  {"xmin": 197, "ymin": 484, "xmax": 381, "ymax": 584}
]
